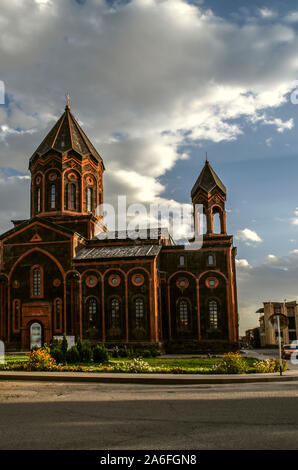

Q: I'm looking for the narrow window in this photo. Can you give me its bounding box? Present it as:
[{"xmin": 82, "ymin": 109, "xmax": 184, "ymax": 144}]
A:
[
  {"xmin": 13, "ymin": 300, "xmax": 20, "ymax": 331},
  {"xmin": 87, "ymin": 187, "xmax": 92, "ymax": 212},
  {"xmin": 209, "ymin": 299, "xmax": 218, "ymax": 329},
  {"xmin": 33, "ymin": 268, "xmax": 41, "ymax": 296},
  {"xmin": 208, "ymin": 254, "xmax": 214, "ymax": 266},
  {"xmin": 178, "ymin": 299, "xmax": 189, "ymax": 328},
  {"xmin": 51, "ymin": 184, "xmax": 56, "ymax": 209},
  {"xmin": 70, "ymin": 183, "xmax": 76, "ymax": 210},
  {"xmin": 87, "ymin": 298, "xmax": 97, "ymax": 327},
  {"xmin": 111, "ymin": 298, "xmax": 120, "ymax": 329},
  {"xmin": 179, "ymin": 255, "xmax": 185, "ymax": 266},
  {"xmin": 55, "ymin": 299, "xmax": 62, "ymax": 331},
  {"xmin": 37, "ymin": 188, "xmax": 41, "ymax": 213},
  {"xmin": 135, "ymin": 298, "xmax": 144, "ymax": 328}
]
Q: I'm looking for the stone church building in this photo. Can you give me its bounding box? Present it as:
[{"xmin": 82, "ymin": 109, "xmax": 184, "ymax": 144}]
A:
[{"xmin": 0, "ymin": 102, "xmax": 238, "ymax": 351}]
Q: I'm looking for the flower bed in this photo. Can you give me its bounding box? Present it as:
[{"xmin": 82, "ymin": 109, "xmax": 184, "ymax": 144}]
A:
[{"xmin": 0, "ymin": 350, "xmax": 288, "ymax": 374}]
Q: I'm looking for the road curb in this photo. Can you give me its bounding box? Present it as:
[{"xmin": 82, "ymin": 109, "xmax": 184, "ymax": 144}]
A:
[{"xmin": 0, "ymin": 371, "xmax": 298, "ymax": 385}]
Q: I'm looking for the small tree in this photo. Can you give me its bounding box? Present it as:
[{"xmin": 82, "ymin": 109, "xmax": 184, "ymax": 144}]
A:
[
  {"xmin": 93, "ymin": 345, "xmax": 110, "ymax": 364},
  {"xmin": 61, "ymin": 334, "xmax": 68, "ymax": 363}
]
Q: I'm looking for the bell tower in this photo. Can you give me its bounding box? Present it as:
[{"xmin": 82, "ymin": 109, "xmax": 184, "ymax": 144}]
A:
[
  {"xmin": 191, "ymin": 157, "xmax": 227, "ymax": 235},
  {"xmin": 29, "ymin": 96, "xmax": 106, "ymax": 238}
]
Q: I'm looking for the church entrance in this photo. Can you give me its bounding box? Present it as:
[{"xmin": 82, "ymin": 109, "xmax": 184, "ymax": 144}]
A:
[{"xmin": 30, "ymin": 322, "xmax": 42, "ymax": 349}]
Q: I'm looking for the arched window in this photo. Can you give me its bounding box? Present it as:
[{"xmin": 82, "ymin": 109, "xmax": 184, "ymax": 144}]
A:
[
  {"xmin": 31, "ymin": 266, "xmax": 43, "ymax": 297},
  {"xmin": 13, "ymin": 299, "xmax": 21, "ymax": 332},
  {"xmin": 207, "ymin": 254, "xmax": 215, "ymax": 266},
  {"xmin": 54, "ymin": 298, "xmax": 62, "ymax": 332},
  {"xmin": 69, "ymin": 183, "xmax": 76, "ymax": 210},
  {"xmin": 213, "ymin": 212, "xmax": 221, "ymax": 234},
  {"xmin": 209, "ymin": 299, "xmax": 218, "ymax": 329},
  {"xmin": 135, "ymin": 298, "xmax": 144, "ymax": 328},
  {"xmin": 87, "ymin": 187, "xmax": 92, "ymax": 212},
  {"xmin": 37, "ymin": 187, "xmax": 41, "ymax": 213},
  {"xmin": 87, "ymin": 298, "xmax": 97, "ymax": 328},
  {"xmin": 111, "ymin": 298, "xmax": 121, "ymax": 329},
  {"xmin": 51, "ymin": 184, "xmax": 56, "ymax": 209},
  {"xmin": 177, "ymin": 299, "xmax": 190, "ymax": 328}
]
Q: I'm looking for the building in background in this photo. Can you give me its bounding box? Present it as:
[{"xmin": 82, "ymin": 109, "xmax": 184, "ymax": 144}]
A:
[
  {"xmin": 256, "ymin": 301, "xmax": 298, "ymax": 347},
  {"xmin": 0, "ymin": 101, "xmax": 238, "ymax": 352}
]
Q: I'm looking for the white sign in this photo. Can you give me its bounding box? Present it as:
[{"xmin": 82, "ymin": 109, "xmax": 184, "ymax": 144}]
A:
[{"xmin": 53, "ymin": 336, "xmax": 75, "ymax": 350}]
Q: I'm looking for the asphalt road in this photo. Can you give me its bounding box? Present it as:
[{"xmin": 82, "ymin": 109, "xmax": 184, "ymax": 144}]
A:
[{"xmin": 0, "ymin": 380, "xmax": 297, "ymax": 450}]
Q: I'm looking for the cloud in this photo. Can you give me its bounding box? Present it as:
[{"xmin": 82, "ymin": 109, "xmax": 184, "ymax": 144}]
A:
[
  {"xmin": 0, "ymin": 0, "xmax": 297, "ymax": 210},
  {"xmin": 235, "ymin": 228, "xmax": 263, "ymax": 245},
  {"xmin": 236, "ymin": 258, "xmax": 252, "ymax": 269},
  {"xmin": 258, "ymin": 8, "xmax": 277, "ymax": 19},
  {"xmin": 284, "ymin": 11, "xmax": 298, "ymax": 23}
]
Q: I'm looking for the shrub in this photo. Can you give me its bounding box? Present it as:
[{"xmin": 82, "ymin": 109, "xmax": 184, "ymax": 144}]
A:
[
  {"xmin": 93, "ymin": 345, "xmax": 110, "ymax": 364},
  {"xmin": 112, "ymin": 346, "xmax": 120, "ymax": 358},
  {"xmin": 150, "ymin": 347, "xmax": 159, "ymax": 357},
  {"xmin": 119, "ymin": 348, "xmax": 128, "ymax": 358},
  {"xmin": 61, "ymin": 335, "xmax": 68, "ymax": 363},
  {"xmin": 80, "ymin": 344, "xmax": 92, "ymax": 363},
  {"xmin": 213, "ymin": 352, "xmax": 249, "ymax": 374},
  {"xmin": 254, "ymin": 358, "xmax": 288, "ymax": 373},
  {"xmin": 142, "ymin": 349, "xmax": 151, "ymax": 358},
  {"xmin": 66, "ymin": 346, "xmax": 80, "ymax": 364},
  {"xmin": 51, "ymin": 347, "xmax": 64, "ymax": 364},
  {"xmin": 76, "ymin": 337, "xmax": 83, "ymax": 357},
  {"xmin": 27, "ymin": 348, "xmax": 56, "ymax": 371}
]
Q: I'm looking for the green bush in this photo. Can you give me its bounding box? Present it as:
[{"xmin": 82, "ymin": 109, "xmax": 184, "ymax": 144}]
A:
[
  {"xmin": 51, "ymin": 347, "xmax": 64, "ymax": 364},
  {"xmin": 112, "ymin": 347, "xmax": 120, "ymax": 358},
  {"xmin": 80, "ymin": 344, "xmax": 92, "ymax": 363},
  {"xmin": 93, "ymin": 345, "xmax": 110, "ymax": 364},
  {"xmin": 61, "ymin": 334, "xmax": 68, "ymax": 363},
  {"xmin": 214, "ymin": 352, "xmax": 249, "ymax": 374},
  {"xmin": 142, "ymin": 349, "xmax": 151, "ymax": 358},
  {"xmin": 119, "ymin": 348, "xmax": 128, "ymax": 358},
  {"xmin": 76, "ymin": 337, "xmax": 83, "ymax": 357},
  {"xmin": 66, "ymin": 346, "xmax": 80, "ymax": 364}
]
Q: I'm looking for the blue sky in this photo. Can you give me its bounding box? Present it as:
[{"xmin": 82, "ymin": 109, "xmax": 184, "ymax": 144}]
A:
[{"xmin": 1, "ymin": 0, "xmax": 298, "ymax": 332}]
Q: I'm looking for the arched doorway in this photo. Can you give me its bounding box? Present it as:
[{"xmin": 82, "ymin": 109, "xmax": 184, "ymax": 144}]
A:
[{"xmin": 30, "ymin": 322, "xmax": 42, "ymax": 349}]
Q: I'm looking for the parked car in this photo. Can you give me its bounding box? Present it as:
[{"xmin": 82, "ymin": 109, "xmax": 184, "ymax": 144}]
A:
[{"xmin": 282, "ymin": 343, "xmax": 298, "ymax": 359}]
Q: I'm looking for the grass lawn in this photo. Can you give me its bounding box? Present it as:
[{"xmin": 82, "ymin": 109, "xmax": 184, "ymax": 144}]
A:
[{"xmin": 4, "ymin": 355, "xmax": 258, "ymax": 369}]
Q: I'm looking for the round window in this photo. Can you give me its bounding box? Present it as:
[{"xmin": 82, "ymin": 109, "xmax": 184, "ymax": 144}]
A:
[
  {"xmin": 132, "ymin": 273, "xmax": 144, "ymax": 286},
  {"xmin": 176, "ymin": 278, "xmax": 189, "ymax": 290},
  {"xmin": 108, "ymin": 274, "xmax": 121, "ymax": 287},
  {"xmin": 49, "ymin": 173, "xmax": 57, "ymax": 181},
  {"xmin": 86, "ymin": 275, "xmax": 98, "ymax": 288},
  {"xmin": 205, "ymin": 277, "xmax": 219, "ymax": 289}
]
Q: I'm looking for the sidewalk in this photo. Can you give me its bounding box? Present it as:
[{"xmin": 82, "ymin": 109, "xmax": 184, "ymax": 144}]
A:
[{"xmin": 0, "ymin": 368, "xmax": 298, "ymax": 385}]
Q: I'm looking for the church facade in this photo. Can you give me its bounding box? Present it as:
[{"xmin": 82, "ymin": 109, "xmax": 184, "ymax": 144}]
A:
[{"xmin": 0, "ymin": 102, "xmax": 238, "ymax": 351}]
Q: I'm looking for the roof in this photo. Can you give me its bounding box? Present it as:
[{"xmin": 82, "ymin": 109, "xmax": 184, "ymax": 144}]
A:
[
  {"xmin": 191, "ymin": 160, "xmax": 226, "ymax": 198},
  {"xmin": 0, "ymin": 216, "xmax": 77, "ymax": 241},
  {"xmin": 29, "ymin": 105, "xmax": 103, "ymax": 166},
  {"xmin": 75, "ymin": 244, "xmax": 161, "ymax": 260},
  {"xmin": 92, "ymin": 227, "xmax": 172, "ymax": 242}
]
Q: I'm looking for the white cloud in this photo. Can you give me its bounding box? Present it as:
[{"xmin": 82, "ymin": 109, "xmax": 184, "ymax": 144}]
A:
[
  {"xmin": 235, "ymin": 228, "xmax": 263, "ymax": 245},
  {"xmin": 236, "ymin": 258, "xmax": 252, "ymax": 269},
  {"xmin": 258, "ymin": 8, "xmax": 277, "ymax": 19},
  {"xmin": 284, "ymin": 11, "xmax": 298, "ymax": 23}
]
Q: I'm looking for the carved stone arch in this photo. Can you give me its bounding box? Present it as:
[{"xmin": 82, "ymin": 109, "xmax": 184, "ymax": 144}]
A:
[
  {"xmin": 199, "ymin": 271, "xmax": 228, "ymax": 340},
  {"xmin": 129, "ymin": 293, "xmax": 150, "ymax": 341},
  {"xmin": 63, "ymin": 169, "xmax": 82, "ymax": 212},
  {"xmin": 168, "ymin": 271, "xmax": 197, "ymax": 340},
  {"xmin": 83, "ymin": 294, "xmax": 101, "ymax": 341}
]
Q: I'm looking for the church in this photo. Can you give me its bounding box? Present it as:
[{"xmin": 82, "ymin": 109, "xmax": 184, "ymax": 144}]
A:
[{"xmin": 0, "ymin": 100, "xmax": 238, "ymax": 352}]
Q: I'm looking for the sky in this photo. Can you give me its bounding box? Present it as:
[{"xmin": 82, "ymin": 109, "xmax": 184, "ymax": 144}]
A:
[{"xmin": 1, "ymin": 0, "xmax": 298, "ymax": 334}]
